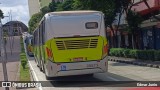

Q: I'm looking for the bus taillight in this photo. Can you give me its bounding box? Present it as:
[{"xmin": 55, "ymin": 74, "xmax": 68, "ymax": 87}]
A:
[
  {"xmin": 103, "ymin": 44, "xmax": 108, "ymax": 55},
  {"xmin": 46, "ymin": 47, "xmax": 53, "ymax": 59}
]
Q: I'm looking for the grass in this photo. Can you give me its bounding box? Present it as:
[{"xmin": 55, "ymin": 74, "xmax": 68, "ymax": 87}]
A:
[
  {"xmin": 20, "ymin": 64, "xmax": 30, "ymax": 81},
  {"xmin": 19, "ymin": 37, "xmax": 31, "ymax": 81}
]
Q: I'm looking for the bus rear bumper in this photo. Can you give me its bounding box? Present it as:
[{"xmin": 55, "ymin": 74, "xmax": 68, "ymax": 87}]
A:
[
  {"xmin": 56, "ymin": 68, "xmax": 104, "ymax": 77},
  {"xmin": 46, "ymin": 56, "xmax": 108, "ymax": 77}
]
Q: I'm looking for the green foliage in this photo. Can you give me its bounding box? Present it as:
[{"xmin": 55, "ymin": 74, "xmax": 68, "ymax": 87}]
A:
[
  {"xmin": 0, "ymin": 9, "xmax": 4, "ymax": 18},
  {"xmin": 20, "ymin": 45, "xmax": 27, "ymax": 69},
  {"xmin": 146, "ymin": 50, "xmax": 154, "ymax": 61},
  {"xmin": 41, "ymin": 6, "xmax": 50, "ymax": 15},
  {"xmin": 109, "ymin": 48, "xmax": 160, "ymax": 61},
  {"xmin": 154, "ymin": 51, "xmax": 160, "ymax": 61},
  {"xmin": 123, "ymin": 49, "xmax": 131, "ymax": 58},
  {"xmin": 109, "ymin": 48, "xmax": 124, "ymax": 57},
  {"xmin": 20, "ymin": 37, "xmax": 30, "ymax": 81},
  {"xmin": 28, "ymin": 12, "xmax": 43, "ymax": 33},
  {"xmin": 126, "ymin": 10, "xmax": 143, "ymax": 30},
  {"xmin": 136, "ymin": 50, "xmax": 147, "ymax": 60},
  {"xmin": 129, "ymin": 49, "xmax": 137, "ymax": 58},
  {"xmin": 49, "ymin": 1, "xmax": 60, "ymax": 12},
  {"xmin": 21, "ymin": 59, "xmax": 27, "ymax": 69},
  {"xmin": 57, "ymin": 0, "xmax": 74, "ymax": 11},
  {"xmin": 72, "ymin": 0, "xmax": 119, "ymax": 28}
]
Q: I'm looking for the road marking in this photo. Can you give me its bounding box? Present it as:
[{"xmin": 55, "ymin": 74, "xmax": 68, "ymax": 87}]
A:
[
  {"xmin": 28, "ymin": 56, "xmax": 43, "ymax": 90},
  {"xmin": 23, "ymin": 36, "xmax": 43, "ymax": 90}
]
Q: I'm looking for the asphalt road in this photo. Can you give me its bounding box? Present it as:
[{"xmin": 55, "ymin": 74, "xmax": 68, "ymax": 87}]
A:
[
  {"xmin": 27, "ymin": 53, "xmax": 160, "ymax": 90},
  {"xmin": 23, "ymin": 35, "xmax": 160, "ymax": 90},
  {"xmin": 26, "ymin": 57, "xmax": 160, "ymax": 90}
]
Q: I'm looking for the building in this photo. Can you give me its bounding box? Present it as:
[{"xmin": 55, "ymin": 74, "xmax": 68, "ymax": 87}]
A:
[
  {"xmin": 132, "ymin": 0, "xmax": 160, "ymax": 16},
  {"xmin": 131, "ymin": 0, "xmax": 160, "ymax": 50},
  {"xmin": 39, "ymin": 0, "xmax": 65, "ymax": 9},
  {"xmin": 107, "ymin": 0, "xmax": 160, "ymax": 49},
  {"xmin": 39, "ymin": 0, "xmax": 52, "ymax": 8},
  {"xmin": 2, "ymin": 21, "xmax": 28, "ymax": 36},
  {"xmin": 28, "ymin": 0, "xmax": 65, "ymax": 17},
  {"xmin": 28, "ymin": 0, "xmax": 41, "ymax": 17}
]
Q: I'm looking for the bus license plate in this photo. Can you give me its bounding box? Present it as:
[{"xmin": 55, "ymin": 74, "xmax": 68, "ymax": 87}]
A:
[
  {"xmin": 87, "ymin": 64, "xmax": 98, "ymax": 68},
  {"xmin": 73, "ymin": 57, "xmax": 83, "ymax": 62}
]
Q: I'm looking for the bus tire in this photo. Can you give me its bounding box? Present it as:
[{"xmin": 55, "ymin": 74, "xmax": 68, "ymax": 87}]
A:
[
  {"xmin": 85, "ymin": 74, "xmax": 94, "ymax": 77},
  {"xmin": 42, "ymin": 61, "xmax": 45, "ymax": 73},
  {"xmin": 39, "ymin": 60, "xmax": 43, "ymax": 71},
  {"xmin": 46, "ymin": 75, "xmax": 52, "ymax": 80}
]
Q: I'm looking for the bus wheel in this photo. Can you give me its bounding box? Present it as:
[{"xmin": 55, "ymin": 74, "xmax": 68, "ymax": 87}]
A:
[
  {"xmin": 42, "ymin": 61, "xmax": 45, "ymax": 73},
  {"xmin": 85, "ymin": 74, "xmax": 94, "ymax": 77},
  {"xmin": 39, "ymin": 60, "xmax": 43, "ymax": 71},
  {"xmin": 45, "ymin": 74, "xmax": 52, "ymax": 80}
]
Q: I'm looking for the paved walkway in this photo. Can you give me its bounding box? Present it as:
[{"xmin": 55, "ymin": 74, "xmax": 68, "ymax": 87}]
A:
[
  {"xmin": 108, "ymin": 56, "xmax": 160, "ymax": 69},
  {"xmin": 0, "ymin": 36, "xmax": 21, "ymax": 90}
]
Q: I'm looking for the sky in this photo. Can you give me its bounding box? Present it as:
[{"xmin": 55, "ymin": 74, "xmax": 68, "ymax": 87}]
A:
[{"xmin": 0, "ymin": 0, "xmax": 30, "ymax": 26}]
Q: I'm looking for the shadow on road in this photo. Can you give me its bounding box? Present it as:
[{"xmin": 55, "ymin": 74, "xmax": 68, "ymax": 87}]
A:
[
  {"xmin": 109, "ymin": 62, "xmax": 131, "ymax": 66},
  {"xmin": 42, "ymin": 73, "xmax": 136, "ymax": 87}
]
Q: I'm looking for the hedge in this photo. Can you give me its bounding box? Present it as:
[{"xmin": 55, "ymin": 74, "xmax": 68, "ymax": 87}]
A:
[{"xmin": 109, "ymin": 48, "xmax": 160, "ymax": 61}]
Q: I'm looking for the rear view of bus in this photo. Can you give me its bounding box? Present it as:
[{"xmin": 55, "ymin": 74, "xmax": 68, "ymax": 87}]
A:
[
  {"xmin": 25, "ymin": 35, "xmax": 34, "ymax": 57},
  {"xmin": 38, "ymin": 11, "xmax": 108, "ymax": 79}
]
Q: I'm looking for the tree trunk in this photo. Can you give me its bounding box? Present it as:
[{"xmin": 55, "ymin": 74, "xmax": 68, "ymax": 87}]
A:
[
  {"xmin": 109, "ymin": 25, "xmax": 116, "ymax": 48},
  {"xmin": 116, "ymin": 9, "xmax": 124, "ymax": 48}
]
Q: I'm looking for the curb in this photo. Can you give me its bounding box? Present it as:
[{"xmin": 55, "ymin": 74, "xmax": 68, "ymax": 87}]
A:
[{"xmin": 108, "ymin": 58, "xmax": 160, "ymax": 69}]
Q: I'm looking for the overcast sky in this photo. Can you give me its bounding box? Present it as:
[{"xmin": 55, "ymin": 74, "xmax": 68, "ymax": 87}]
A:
[{"xmin": 0, "ymin": 0, "xmax": 30, "ymax": 26}]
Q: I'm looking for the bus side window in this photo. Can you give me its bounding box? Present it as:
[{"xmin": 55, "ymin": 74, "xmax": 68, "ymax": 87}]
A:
[
  {"xmin": 42, "ymin": 20, "xmax": 45, "ymax": 45},
  {"xmin": 31, "ymin": 39, "xmax": 33, "ymax": 46},
  {"xmin": 25, "ymin": 39, "xmax": 27, "ymax": 43}
]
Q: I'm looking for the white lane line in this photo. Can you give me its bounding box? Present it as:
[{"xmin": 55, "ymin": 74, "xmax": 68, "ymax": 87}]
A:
[
  {"xmin": 28, "ymin": 60, "xmax": 43, "ymax": 90},
  {"xmin": 23, "ymin": 36, "xmax": 43, "ymax": 90},
  {"xmin": 107, "ymin": 76, "xmax": 120, "ymax": 81}
]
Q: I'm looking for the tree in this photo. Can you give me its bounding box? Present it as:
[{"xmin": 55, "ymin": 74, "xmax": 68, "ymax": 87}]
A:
[
  {"xmin": 72, "ymin": 0, "xmax": 122, "ymax": 47},
  {"xmin": 126, "ymin": 10, "xmax": 143, "ymax": 49},
  {"xmin": 57, "ymin": 0, "xmax": 74, "ymax": 11},
  {"xmin": 49, "ymin": 1, "xmax": 61, "ymax": 12},
  {"xmin": 28, "ymin": 12, "xmax": 43, "ymax": 33},
  {"xmin": 0, "ymin": 9, "xmax": 4, "ymax": 19},
  {"xmin": 40, "ymin": 6, "xmax": 50, "ymax": 15}
]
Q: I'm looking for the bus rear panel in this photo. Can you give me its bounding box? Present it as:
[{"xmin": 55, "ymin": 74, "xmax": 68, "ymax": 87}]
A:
[{"xmin": 33, "ymin": 11, "xmax": 108, "ymax": 78}]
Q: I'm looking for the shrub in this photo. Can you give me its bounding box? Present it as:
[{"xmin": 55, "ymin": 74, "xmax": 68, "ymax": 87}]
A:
[
  {"xmin": 146, "ymin": 50, "xmax": 154, "ymax": 61},
  {"xmin": 117, "ymin": 48, "xmax": 124, "ymax": 57},
  {"xmin": 109, "ymin": 48, "xmax": 124, "ymax": 57},
  {"xmin": 20, "ymin": 53, "xmax": 26, "ymax": 56},
  {"xmin": 129, "ymin": 49, "xmax": 137, "ymax": 58},
  {"xmin": 136, "ymin": 50, "xmax": 146, "ymax": 60},
  {"xmin": 109, "ymin": 48, "xmax": 116, "ymax": 56},
  {"xmin": 123, "ymin": 49, "xmax": 131, "ymax": 58},
  {"xmin": 109, "ymin": 48, "xmax": 159, "ymax": 61},
  {"xmin": 21, "ymin": 59, "xmax": 27, "ymax": 69},
  {"xmin": 154, "ymin": 51, "xmax": 160, "ymax": 61}
]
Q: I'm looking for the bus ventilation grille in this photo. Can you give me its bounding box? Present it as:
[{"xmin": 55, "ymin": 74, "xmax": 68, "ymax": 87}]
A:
[{"xmin": 56, "ymin": 39, "xmax": 98, "ymax": 50}]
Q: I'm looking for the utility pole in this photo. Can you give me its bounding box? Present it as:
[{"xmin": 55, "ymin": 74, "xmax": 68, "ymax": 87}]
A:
[
  {"xmin": 0, "ymin": 17, "xmax": 9, "ymax": 90},
  {"xmin": 8, "ymin": 11, "xmax": 13, "ymax": 55},
  {"xmin": 0, "ymin": 3, "xmax": 9, "ymax": 90}
]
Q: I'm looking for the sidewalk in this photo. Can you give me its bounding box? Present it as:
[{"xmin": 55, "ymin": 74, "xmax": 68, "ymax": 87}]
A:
[
  {"xmin": 108, "ymin": 56, "xmax": 160, "ymax": 69},
  {"xmin": 0, "ymin": 36, "xmax": 21, "ymax": 90}
]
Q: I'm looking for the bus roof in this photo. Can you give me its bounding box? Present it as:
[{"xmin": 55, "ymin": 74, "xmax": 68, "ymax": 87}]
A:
[{"xmin": 47, "ymin": 10, "xmax": 103, "ymax": 16}]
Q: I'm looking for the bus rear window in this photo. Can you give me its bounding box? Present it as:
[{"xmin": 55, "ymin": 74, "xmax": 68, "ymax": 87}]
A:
[{"xmin": 85, "ymin": 22, "xmax": 98, "ymax": 29}]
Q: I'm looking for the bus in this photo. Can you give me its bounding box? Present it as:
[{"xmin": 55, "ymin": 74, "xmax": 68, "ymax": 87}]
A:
[
  {"xmin": 25, "ymin": 34, "xmax": 34, "ymax": 57},
  {"xmin": 33, "ymin": 11, "xmax": 109, "ymax": 79}
]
